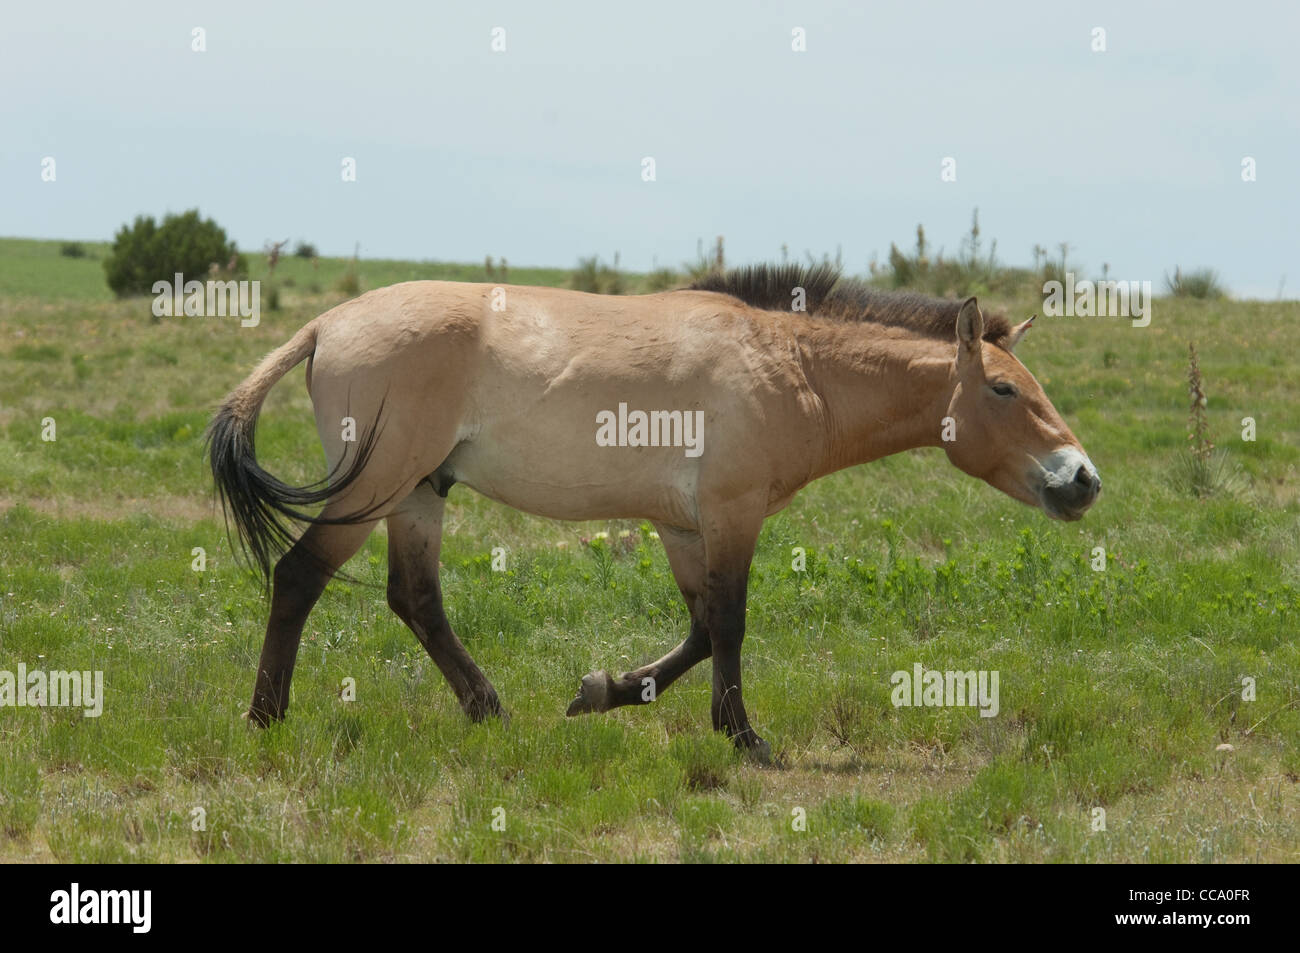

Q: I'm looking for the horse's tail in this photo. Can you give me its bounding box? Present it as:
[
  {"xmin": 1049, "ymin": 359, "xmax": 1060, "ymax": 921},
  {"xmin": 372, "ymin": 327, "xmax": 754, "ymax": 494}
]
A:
[{"xmin": 206, "ymin": 318, "xmax": 384, "ymax": 590}]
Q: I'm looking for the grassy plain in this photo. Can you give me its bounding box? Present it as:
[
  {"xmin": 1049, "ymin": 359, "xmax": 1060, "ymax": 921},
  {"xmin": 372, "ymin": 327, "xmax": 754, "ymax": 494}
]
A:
[{"xmin": 0, "ymin": 238, "xmax": 1296, "ymax": 861}]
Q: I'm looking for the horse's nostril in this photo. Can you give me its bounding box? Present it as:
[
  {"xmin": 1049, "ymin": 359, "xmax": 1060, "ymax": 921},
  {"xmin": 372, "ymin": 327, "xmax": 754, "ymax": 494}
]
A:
[{"xmin": 1073, "ymin": 466, "xmax": 1093, "ymax": 490}]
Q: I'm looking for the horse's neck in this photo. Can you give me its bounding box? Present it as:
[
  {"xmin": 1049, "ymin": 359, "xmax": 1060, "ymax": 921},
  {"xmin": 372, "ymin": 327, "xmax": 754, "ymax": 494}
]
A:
[{"xmin": 800, "ymin": 326, "xmax": 954, "ymax": 480}]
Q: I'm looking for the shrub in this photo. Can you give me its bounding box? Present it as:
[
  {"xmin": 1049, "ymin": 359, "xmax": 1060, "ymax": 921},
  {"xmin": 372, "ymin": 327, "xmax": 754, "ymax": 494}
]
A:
[
  {"xmin": 879, "ymin": 216, "xmax": 1062, "ymax": 298},
  {"xmin": 103, "ymin": 210, "xmax": 245, "ymax": 297},
  {"xmin": 1165, "ymin": 266, "xmax": 1226, "ymax": 299},
  {"xmin": 335, "ymin": 265, "xmax": 360, "ymax": 298},
  {"xmin": 60, "ymin": 242, "xmax": 87, "ymax": 258},
  {"xmin": 293, "ymin": 240, "xmax": 318, "ymax": 259},
  {"xmin": 642, "ymin": 268, "xmax": 682, "ymax": 292},
  {"xmin": 569, "ymin": 255, "xmax": 625, "ymax": 295},
  {"xmin": 683, "ymin": 236, "xmax": 725, "ymax": 281},
  {"xmin": 887, "ymin": 238, "xmax": 917, "ymax": 288}
]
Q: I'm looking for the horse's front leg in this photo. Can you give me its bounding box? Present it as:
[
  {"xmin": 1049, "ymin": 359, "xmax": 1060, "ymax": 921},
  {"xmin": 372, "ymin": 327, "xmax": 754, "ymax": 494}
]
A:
[
  {"xmin": 700, "ymin": 503, "xmax": 769, "ymax": 762},
  {"xmin": 703, "ymin": 567, "xmax": 769, "ymax": 762},
  {"xmin": 566, "ymin": 524, "xmax": 711, "ymax": 715},
  {"xmin": 565, "ymin": 619, "xmax": 710, "ymax": 715}
]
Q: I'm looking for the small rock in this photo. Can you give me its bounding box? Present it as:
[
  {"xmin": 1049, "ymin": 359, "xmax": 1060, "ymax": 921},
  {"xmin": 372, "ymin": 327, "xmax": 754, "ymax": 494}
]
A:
[{"xmin": 1215, "ymin": 743, "xmax": 1235, "ymax": 752}]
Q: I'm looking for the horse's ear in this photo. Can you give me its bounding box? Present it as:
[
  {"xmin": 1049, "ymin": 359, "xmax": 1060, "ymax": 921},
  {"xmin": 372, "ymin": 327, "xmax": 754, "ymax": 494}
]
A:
[
  {"xmin": 956, "ymin": 296, "xmax": 983, "ymax": 361},
  {"xmin": 1006, "ymin": 314, "xmax": 1035, "ymax": 352}
]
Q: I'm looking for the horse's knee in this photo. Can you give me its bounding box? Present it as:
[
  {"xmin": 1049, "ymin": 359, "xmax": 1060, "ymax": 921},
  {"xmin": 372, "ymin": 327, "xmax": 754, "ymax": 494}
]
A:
[
  {"xmin": 387, "ymin": 568, "xmax": 443, "ymax": 632},
  {"xmin": 386, "ymin": 571, "xmax": 412, "ymax": 622},
  {"xmin": 683, "ymin": 618, "xmax": 710, "ymax": 657}
]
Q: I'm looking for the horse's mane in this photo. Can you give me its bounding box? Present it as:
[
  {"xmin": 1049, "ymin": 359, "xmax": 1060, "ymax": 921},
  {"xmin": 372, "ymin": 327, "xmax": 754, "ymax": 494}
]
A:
[{"xmin": 686, "ymin": 263, "xmax": 1012, "ymax": 346}]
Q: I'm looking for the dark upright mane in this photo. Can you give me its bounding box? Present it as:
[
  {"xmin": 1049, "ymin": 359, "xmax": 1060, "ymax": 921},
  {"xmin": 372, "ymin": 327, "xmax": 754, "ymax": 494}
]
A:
[{"xmin": 686, "ymin": 264, "xmax": 1012, "ymax": 346}]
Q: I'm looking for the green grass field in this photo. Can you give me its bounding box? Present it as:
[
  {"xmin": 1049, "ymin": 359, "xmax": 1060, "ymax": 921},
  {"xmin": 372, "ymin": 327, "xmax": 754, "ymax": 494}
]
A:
[{"xmin": 1, "ymin": 238, "xmax": 1297, "ymax": 862}]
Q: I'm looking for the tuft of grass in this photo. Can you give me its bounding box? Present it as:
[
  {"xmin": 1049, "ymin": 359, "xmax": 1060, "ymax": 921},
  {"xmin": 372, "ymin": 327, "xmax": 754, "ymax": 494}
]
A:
[
  {"xmin": 11, "ymin": 343, "xmax": 64, "ymax": 362},
  {"xmin": 642, "ymin": 268, "xmax": 683, "ymax": 292},
  {"xmin": 669, "ymin": 734, "xmax": 735, "ymax": 792},
  {"xmin": 881, "ymin": 214, "xmax": 1038, "ymax": 298},
  {"xmin": 1174, "ymin": 448, "xmax": 1246, "ymax": 499},
  {"xmin": 817, "ymin": 795, "xmax": 894, "ymax": 841},
  {"xmin": 1175, "ymin": 342, "xmax": 1245, "ymax": 498},
  {"xmin": 569, "ymin": 255, "xmax": 625, "ymax": 295},
  {"xmin": 682, "ymin": 236, "xmax": 726, "ymax": 282},
  {"xmin": 334, "ymin": 265, "xmax": 360, "ymax": 299},
  {"xmin": 1166, "ymin": 266, "xmax": 1226, "ymax": 299},
  {"xmin": 821, "ymin": 688, "xmax": 867, "ymax": 757}
]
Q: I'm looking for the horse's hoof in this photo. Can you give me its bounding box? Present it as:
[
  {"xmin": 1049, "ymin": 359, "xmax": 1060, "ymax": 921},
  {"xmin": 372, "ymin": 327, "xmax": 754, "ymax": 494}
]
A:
[
  {"xmin": 244, "ymin": 708, "xmax": 274, "ymax": 728},
  {"xmin": 743, "ymin": 738, "xmax": 773, "ymax": 766},
  {"xmin": 465, "ymin": 693, "xmax": 507, "ymax": 724},
  {"xmin": 469, "ymin": 707, "xmax": 510, "ymax": 726},
  {"xmin": 565, "ymin": 670, "xmax": 613, "ymax": 716}
]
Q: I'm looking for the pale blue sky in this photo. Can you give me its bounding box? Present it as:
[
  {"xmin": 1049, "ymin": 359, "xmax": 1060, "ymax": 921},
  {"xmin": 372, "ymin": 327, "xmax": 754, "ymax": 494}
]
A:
[{"xmin": 3, "ymin": 1, "xmax": 1297, "ymax": 297}]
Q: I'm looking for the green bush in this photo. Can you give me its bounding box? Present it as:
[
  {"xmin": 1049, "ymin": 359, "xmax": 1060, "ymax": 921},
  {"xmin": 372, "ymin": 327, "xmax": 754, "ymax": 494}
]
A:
[
  {"xmin": 643, "ymin": 267, "xmax": 683, "ymax": 292},
  {"xmin": 59, "ymin": 242, "xmax": 87, "ymax": 258},
  {"xmin": 103, "ymin": 209, "xmax": 245, "ymax": 297},
  {"xmin": 1165, "ymin": 266, "xmax": 1226, "ymax": 299},
  {"xmin": 569, "ymin": 255, "xmax": 625, "ymax": 295}
]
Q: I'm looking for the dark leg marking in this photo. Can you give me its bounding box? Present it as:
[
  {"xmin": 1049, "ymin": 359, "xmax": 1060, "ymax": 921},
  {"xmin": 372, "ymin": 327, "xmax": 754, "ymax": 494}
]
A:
[{"xmin": 386, "ymin": 487, "xmax": 502, "ymax": 721}]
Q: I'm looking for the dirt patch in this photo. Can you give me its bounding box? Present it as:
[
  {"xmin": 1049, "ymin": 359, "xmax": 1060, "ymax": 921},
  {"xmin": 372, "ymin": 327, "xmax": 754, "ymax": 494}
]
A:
[{"xmin": 0, "ymin": 495, "xmax": 218, "ymax": 523}]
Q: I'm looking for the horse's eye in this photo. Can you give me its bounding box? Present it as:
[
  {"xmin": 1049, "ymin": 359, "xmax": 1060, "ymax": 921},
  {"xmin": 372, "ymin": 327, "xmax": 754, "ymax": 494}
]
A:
[{"xmin": 991, "ymin": 383, "xmax": 1017, "ymax": 398}]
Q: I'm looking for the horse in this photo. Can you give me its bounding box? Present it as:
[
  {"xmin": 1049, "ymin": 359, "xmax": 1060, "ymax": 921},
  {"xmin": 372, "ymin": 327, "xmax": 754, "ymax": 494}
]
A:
[{"xmin": 207, "ymin": 263, "xmax": 1100, "ymax": 762}]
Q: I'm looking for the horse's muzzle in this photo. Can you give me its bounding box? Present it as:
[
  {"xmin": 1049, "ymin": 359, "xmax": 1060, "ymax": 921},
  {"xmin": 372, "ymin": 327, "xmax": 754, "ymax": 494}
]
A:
[{"xmin": 1038, "ymin": 450, "xmax": 1101, "ymax": 521}]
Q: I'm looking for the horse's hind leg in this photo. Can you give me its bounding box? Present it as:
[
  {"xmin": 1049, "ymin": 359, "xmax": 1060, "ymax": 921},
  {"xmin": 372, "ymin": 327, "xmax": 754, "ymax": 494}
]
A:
[
  {"xmin": 248, "ymin": 519, "xmax": 376, "ymax": 725},
  {"xmin": 566, "ymin": 523, "xmax": 711, "ymax": 715},
  {"xmin": 385, "ymin": 482, "xmax": 502, "ymax": 721}
]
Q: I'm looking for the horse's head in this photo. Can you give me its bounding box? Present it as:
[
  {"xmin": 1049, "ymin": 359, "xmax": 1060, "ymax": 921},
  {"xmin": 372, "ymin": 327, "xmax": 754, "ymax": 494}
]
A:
[{"xmin": 942, "ymin": 297, "xmax": 1100, "ymax": 521}]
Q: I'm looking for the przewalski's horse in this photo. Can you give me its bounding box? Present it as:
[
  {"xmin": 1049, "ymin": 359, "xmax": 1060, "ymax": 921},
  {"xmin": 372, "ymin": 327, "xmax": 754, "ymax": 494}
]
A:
[{"xmin": 208, "ymin": 264, "xmax": 1100, "ymax": 761}]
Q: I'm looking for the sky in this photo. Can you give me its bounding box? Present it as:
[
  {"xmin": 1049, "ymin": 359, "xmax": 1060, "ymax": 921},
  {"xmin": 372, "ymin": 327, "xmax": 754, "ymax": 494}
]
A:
[{"xmin": 3, "ymin": 1, "xmax": 1298, "ymax": 298}]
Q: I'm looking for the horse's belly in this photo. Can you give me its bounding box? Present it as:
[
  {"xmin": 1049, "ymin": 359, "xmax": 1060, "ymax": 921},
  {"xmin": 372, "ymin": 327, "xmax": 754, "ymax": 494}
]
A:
[{"xmin": 443, "ymin": 440, "xmax": 700, "ymax": 528}]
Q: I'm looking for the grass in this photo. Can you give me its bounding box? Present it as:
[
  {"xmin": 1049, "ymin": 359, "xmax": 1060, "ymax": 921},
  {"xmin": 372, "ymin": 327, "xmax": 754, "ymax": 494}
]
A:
[{"xmin": 0, "ymin": 238, "xmax": 1297, "ymax": 862}]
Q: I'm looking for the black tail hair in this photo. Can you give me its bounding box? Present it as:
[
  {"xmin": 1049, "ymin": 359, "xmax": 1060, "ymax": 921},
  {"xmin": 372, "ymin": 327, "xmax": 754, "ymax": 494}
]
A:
[{"xmin": 205, "ymin": 397, "xmax": 388, "ymax": 593}]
